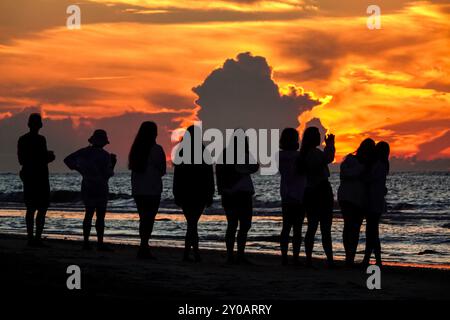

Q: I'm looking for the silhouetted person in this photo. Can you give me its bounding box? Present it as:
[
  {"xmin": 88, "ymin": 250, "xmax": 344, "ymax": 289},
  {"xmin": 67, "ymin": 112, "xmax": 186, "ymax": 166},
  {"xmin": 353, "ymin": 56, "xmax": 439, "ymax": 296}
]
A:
[
  {"xmin": 173, "ymin": 125, "xmax": 214, "ymax": 262},
  {"xmin": 338, "ymin": 138, "xmax": 375, "ymax": 266},
  {"xmin": 278, "ymin": 128, "xmax": 306, "ymax": 266},
  {"xmin": 363, "ymin": 141, "xmax": 390, "ymax": 268},
  {"xmin": 17, "ymin": 113, "xmax": 55, "ymax": 246},
  {"xmin": 129, "ymin": 121, "xmax": 166, "ymax": 259},
  {"xmin": 216, "ymin": 131, "xmax": 259, "ymax": 265},
  {"xmin": 297, "ymin": 127, "xmax": 335, "ymax": 267},
  {"xmin": 64, "ymin": 129, "xmax": 116, "ymax": 251}
]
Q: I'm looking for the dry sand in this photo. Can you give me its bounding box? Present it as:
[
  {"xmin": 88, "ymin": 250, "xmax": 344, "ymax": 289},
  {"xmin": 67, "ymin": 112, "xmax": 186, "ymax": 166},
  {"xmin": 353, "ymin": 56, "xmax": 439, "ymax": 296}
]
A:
[{"xmin": 1, "ymin": 234, "xmax": 449, "ymax": 301}]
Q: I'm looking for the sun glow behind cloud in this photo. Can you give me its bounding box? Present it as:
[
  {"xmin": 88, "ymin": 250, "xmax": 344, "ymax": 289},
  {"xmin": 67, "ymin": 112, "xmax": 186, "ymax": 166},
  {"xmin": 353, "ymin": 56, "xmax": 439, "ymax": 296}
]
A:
[{"xmin": 0, "ymin": 0, "xmax": 449, "ymax": 168}]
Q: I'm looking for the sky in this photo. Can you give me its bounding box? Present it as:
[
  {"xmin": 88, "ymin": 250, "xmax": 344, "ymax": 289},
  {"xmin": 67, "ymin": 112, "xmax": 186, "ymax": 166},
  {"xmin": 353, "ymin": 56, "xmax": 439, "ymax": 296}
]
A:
[{"xmin": 0, "ymin": 0, "xmax": 449, "ymax": 171}]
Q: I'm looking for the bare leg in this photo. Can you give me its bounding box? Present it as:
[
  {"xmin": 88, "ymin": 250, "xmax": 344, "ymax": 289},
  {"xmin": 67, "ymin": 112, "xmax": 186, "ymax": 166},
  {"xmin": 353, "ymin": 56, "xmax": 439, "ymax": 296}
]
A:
[
  {"xmin": 95, "ymin": 207, "xmax": 106, "ymax": 245},
  {"xmin": 292, "ymin": 218, "xmax": 303, "ymax": 262},
  {"xmin": 304, "ymin": 215, "xmax": 319, "ymax": 266},
  {"xmin": 35, "ymin": 209, "xmax": 47, "ymax": 241},
  {"xmin": 225, "ymin": 213, "xmax": 238, "ymax": 261},
  {"xmin": 83, "ymin": 207, "xmax": 95, "ymax": 245},
  {"xmin": 320, "ymin": 214, "xmax": 334, "ymax": 265},
  {"xmin": 25, "ymin": 208, "xmax": 36, "ymax": 243}
]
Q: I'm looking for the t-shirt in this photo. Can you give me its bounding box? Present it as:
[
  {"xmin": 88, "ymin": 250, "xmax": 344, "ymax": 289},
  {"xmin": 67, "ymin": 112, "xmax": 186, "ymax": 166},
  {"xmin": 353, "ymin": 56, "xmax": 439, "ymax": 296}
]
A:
[
  {"xmin": 278, "ymin": 150, "xmax": 306, "ymax": 203},
  {"xmin": 368, "ymin": 160, "xmax": 389, "ymax": 215},
  {"xmin": 131, "ymin": 144, "xmax": 166, "ymax": 196},
  {"xmin": 64, "ymin": 146, "xmax": 114, "ymax": 206},
  {"xmin": 17, "ymin": 132, "xmax": 50, "ymax": 181},
  {"xmin": 304, "ymin": 145, "xmax": 335, "ymax": 188},
  {"xmin": 337, "ymin": 154, "xmax": 367, "ymax": 208}
]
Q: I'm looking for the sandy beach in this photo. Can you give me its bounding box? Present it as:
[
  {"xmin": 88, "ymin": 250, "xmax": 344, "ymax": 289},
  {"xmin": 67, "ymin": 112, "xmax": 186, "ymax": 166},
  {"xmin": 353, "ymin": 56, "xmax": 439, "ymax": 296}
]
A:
[{"xmin": 1, "ymin": 234, "xmax": 449, "ymax": 302}]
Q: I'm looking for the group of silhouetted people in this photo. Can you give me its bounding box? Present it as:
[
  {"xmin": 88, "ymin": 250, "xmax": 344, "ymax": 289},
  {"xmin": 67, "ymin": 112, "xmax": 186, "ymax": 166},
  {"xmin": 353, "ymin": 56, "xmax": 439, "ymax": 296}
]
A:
[
  {"xmin": 18, "ymin": 113, "xmax": 390, "ymax": 267},
  {"xmin": 279, "ymin": 127, "xmax": 390, "ymax": 268}
]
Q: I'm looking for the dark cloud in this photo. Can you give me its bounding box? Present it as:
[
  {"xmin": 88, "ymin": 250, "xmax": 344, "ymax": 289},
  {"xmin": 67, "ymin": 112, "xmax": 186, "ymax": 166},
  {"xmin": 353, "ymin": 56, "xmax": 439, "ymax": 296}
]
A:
[
  {"xmin": 276, "ymin": 28, "xmax": 438, "ymax": 81},
  {"xmin": 303, "ymin": 0, "xmax": 414, "ymax": 17},
  {"xmin": 416, "ymin": 130, "xmax": 450, "ymax": 160},
  {"xmin": 383, "ymin": 118, "xmax": 450, "ymax": 135},
  {"xmin": 0, "ymin": 0, "xmax": 314, "ymax": 44},
  {"xmin": 194, "ymin": 52, "xmax": 322, "ymax": 131},
  {"xmin": 304, "ymin": 117, "xmax": 328, "ymax": 141},
  {"xmin": 146, "ymin": 93, "xmax": 195, "ymax": 109},
  {"xmin": 390, "ymin": 156, "xmax": 450, "ymax": 171},
  {"xmin": 0, "ymin": 107, "xmax": 191, "ymax": 172},
  {"xmin": 24, "ymin": 85, "xmax": 111, "ymax": 105}
]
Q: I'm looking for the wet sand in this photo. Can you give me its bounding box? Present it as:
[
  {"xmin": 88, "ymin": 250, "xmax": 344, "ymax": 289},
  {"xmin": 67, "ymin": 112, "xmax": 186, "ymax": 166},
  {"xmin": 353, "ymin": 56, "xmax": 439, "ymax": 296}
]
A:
[{"xmin": 1, "ymin": 234, "xmax": 449, "ymax": 301}]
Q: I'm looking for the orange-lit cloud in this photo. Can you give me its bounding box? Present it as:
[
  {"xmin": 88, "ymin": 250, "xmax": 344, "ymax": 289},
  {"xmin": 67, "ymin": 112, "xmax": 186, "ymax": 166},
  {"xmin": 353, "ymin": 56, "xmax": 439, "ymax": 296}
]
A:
[{"xmin": 0, "ymin": 0, "xmax": 449, "ymax": 170}]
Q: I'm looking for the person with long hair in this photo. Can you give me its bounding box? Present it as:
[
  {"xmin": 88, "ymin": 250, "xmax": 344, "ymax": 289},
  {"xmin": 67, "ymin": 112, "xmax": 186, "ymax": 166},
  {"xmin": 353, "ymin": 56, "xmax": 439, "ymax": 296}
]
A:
[
  {"xmin": 362, "ymin": 141, "xmax": 390, "ymax": 267},
  {"xmin": 278, "ymin": 128, "xmax": 306, "ymax": 265},
  {"xmin": 129, "ymin": 121, "xmax": 166, "ymax": 259},
  {"xmin": 64, "ymin": 129, "xmax": 116, "ymax": 251},
  {"xmin": 17, "ymin": 113, "xmax": 55, "ymax": 247},
  {"xmin": 338, "ymin": 138, "xmax": 375, "ymax": 266},
  {"xmin": 216, "ymin": 130, "xmax": 259, "ymax": 265},
  {"xmin": 173, "ymin": 125, "xmax": 215, "ymax": 262},
  {"xmin": 297, "ymin": 126, "xmax": 335, "ymax": 267}
]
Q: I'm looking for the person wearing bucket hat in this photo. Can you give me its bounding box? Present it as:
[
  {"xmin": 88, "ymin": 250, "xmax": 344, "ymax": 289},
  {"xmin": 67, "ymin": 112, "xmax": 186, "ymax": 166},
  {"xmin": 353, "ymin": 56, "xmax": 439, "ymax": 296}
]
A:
[
  {"xmin": 64, "ymin": 129, "xmax": 117, "ymax": 251},
  {"xmin": 88, "ymin": 129, "xmax": 110, "ymax": 147}
]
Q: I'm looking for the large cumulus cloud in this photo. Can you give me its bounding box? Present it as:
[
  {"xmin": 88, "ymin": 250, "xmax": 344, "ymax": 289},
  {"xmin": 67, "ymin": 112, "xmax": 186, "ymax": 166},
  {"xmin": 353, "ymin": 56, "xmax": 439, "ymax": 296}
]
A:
[{"xmin": 193, "ymin": 52, "xmax": 324, "ymax": 131}]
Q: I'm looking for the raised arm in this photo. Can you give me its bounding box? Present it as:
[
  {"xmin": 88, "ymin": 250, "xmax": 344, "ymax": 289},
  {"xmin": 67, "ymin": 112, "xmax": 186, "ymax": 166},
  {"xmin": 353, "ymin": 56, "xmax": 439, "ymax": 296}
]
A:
[{"xmin": 323, "ymin": 134, "xmax": 335, "ymax": 164}]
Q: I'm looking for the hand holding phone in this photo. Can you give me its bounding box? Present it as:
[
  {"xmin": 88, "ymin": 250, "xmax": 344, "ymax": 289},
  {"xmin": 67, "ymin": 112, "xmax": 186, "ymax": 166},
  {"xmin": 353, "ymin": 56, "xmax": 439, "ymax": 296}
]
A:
[{"xmin": 325, "ymin": 133, "xmax": 335, "ymax": 147}]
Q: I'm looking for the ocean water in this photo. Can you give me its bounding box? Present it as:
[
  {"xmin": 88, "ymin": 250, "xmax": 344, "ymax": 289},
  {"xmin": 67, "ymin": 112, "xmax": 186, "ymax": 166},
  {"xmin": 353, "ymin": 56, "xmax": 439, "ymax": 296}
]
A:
[{"xmin": 0, "ymin": 172, "xmax": 449, "ymax": 265}]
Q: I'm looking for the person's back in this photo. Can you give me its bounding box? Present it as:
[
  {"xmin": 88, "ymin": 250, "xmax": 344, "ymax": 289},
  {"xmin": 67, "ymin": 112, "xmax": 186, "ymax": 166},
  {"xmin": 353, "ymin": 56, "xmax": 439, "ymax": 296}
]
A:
[
  {"xmin": 337, "ymin": 137, "xmax": 376, "ymax": 266},
  {"xmin": 278, "ymin": 128, "xmax": 306, "ymax": 265},
  {"xmin": 368, "ymin": 160, "xmax": 389, "ymax": 215},
  {"xmin": 298, "ymin": 127, "xmax": 335, "ymax": 267},
  {"xmin": 64, "ymin": 129, "xmax": 116, "ymax": 250},
  {"xmin": 337, "ymin": 154, "xmax": 366, "ymax": 208},
  {"xmin": 216, "ymin": 133, "xmax": 259, "ymax": 264},
  {"xmin": 131, "ymin": 143, "xmax": 166, "ymax": 196},
  {"xmin": 66, "ymin": 146, "xmax": 114, "ymax": 204},
  {"xmin": 216, "ymin": 146, "xmax": 259, "ymax": 197},
  {"xmin": 172, "ymin": 125, "xmax": 214, "ymax": 262},
  {"xmin": 279, "ymin": 150, "xmax": 306, "ymax": 203},
  {"xmin": 304, "ymin": 146, "xmax": 334, "ymax": 188},
  {"xmin": 363, "ymin": 141, "xmax": 390, "ymax": 267},
  {"xmin": 129, "ymin": 121, "xmax": 166, "ymax": 259},
  {"xmin": 18, "ymin": 132, "xmax": 49, "ymax": 180},
  {"xmin": 173, "ymin": 156, "xmax": 215, "ymax": 208},
  {"xmin": 17, "ymin": 113, "xmax": 55, "ymax": 246}
]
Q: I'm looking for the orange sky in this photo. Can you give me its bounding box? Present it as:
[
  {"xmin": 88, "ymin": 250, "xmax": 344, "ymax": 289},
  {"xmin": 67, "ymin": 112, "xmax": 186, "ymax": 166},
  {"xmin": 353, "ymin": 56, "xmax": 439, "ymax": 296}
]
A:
[{"xmin": 0, "ymin": 0, "xmax": 449, "ymax": 169}]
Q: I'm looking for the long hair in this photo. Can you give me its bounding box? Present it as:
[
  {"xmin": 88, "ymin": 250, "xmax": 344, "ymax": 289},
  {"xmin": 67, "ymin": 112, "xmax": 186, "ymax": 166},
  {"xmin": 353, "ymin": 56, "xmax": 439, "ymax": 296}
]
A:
[
  {"xmin": 297, "ymin": 126, "xmax": 321, "ymax": 174},
  {"xmin": 280, "ymin": 128, "xmax": 299, "ymax": 151},
  {"xmin": 376, "ymin": 141, "xmax": 390, "ymax": 174},
  {"xmin": 128, "ymin": 121, "xmax": 157, "ymax": 172},
  {"xmin": 300, "ymin": 127, "xmax": 320, "ymax": 156},
  {"xmin": 355, "ymin": 138, "xmax": 376, "ymax": 165}
]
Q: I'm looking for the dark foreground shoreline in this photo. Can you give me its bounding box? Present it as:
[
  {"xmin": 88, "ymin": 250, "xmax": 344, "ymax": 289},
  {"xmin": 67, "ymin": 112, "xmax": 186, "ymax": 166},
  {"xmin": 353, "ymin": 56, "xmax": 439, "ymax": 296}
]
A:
[{"xmin": 1, "ymin": 234, "xmax": 449, "ymax": 303}]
